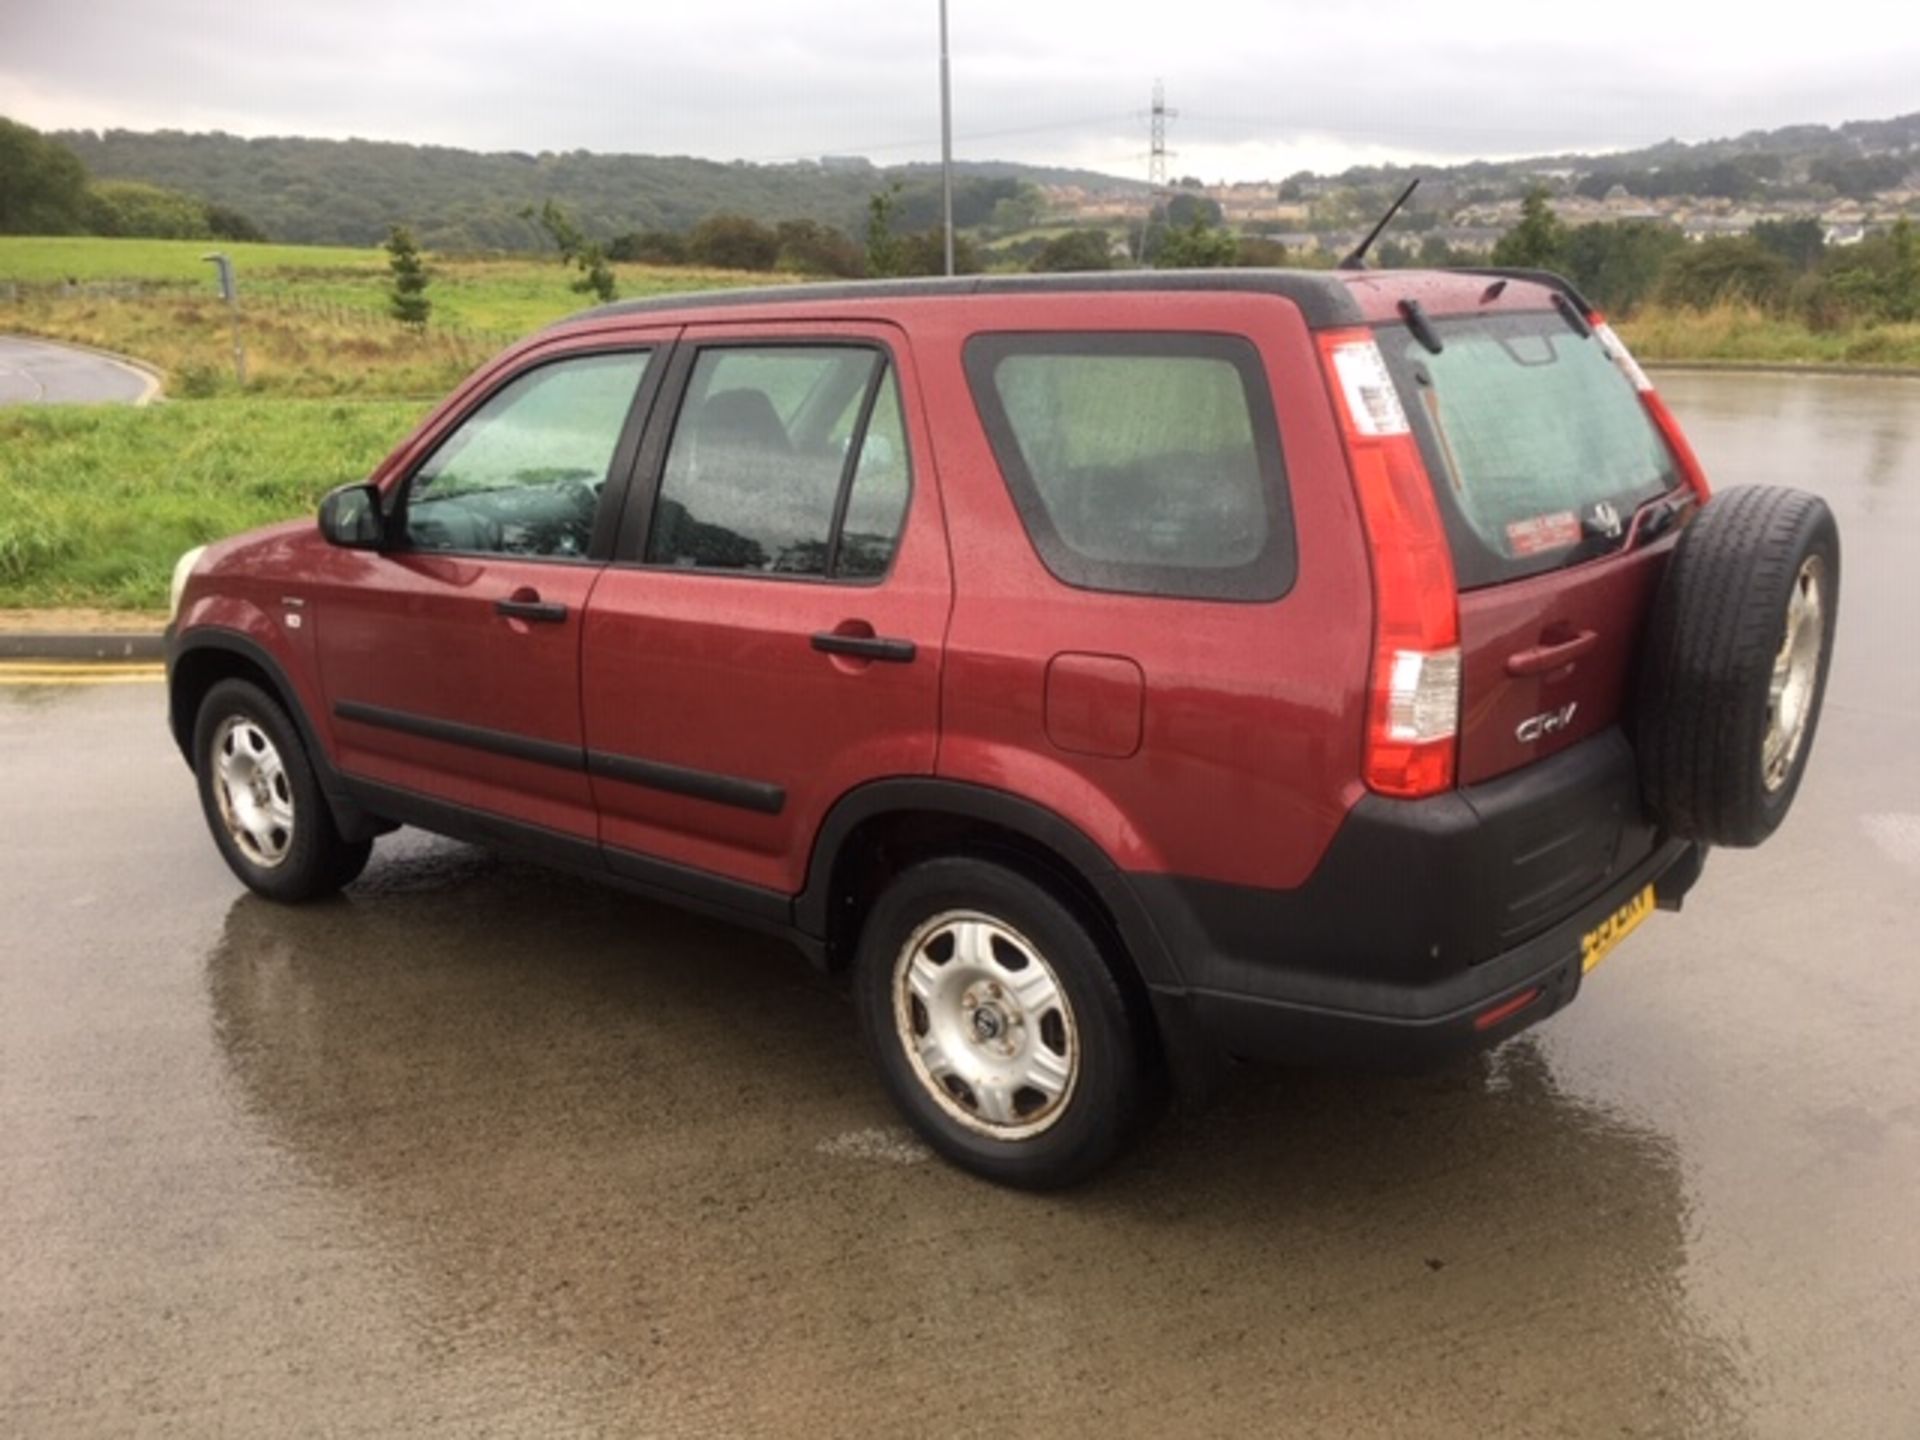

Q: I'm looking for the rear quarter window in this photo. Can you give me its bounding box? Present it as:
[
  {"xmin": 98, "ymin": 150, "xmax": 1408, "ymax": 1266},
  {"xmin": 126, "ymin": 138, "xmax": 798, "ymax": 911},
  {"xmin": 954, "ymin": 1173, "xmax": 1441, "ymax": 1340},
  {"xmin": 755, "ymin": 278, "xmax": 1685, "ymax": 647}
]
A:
[{"xmin": 964, "ymin": 333, "xmax": 1295, "ymax": 602}]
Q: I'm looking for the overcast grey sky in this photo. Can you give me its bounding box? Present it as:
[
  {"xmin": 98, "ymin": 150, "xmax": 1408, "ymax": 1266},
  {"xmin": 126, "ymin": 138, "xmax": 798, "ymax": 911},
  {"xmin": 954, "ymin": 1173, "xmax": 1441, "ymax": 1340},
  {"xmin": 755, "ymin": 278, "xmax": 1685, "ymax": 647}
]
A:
[{"xmin": 4, "ymin": 1, "xmax": 1917, "ymax": 181}]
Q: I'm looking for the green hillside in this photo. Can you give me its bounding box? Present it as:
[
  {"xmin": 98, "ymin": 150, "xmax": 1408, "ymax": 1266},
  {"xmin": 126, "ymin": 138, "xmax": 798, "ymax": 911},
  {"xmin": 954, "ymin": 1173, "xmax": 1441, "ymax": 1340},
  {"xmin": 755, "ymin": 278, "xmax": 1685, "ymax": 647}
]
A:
[{"xmin": 51, "ymin": 130, "xmax": 1142, "ymax": 249}]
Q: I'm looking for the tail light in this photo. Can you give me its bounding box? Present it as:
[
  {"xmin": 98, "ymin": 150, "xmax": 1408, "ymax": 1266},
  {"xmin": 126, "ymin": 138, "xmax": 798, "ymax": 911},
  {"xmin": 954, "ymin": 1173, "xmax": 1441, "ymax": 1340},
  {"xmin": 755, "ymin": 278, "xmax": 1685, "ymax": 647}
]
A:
[
  {"xmin": 1316, "ymin": 329, "xmax": 1460, "ymax": 798},
  {"xmin": 1592, "ymin": 316, "xmax": 1711, "ymax": 501}
]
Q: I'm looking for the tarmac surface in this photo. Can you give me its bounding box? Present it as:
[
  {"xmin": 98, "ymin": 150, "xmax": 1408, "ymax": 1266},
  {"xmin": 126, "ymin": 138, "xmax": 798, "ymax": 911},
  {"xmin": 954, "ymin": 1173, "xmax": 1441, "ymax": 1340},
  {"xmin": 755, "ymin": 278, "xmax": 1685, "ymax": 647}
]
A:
[
  {"xmin": 0, "ymin": 334, "xmax": 156, "ymax": 406},
  {"xmin": 2, "ymin": 371, "xmax": 1917, "ymax": 1437}
]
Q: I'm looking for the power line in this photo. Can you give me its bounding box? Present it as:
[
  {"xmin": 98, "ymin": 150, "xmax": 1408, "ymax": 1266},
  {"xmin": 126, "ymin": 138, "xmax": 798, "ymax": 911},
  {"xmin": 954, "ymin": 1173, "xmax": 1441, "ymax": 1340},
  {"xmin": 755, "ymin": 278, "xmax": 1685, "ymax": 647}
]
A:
[{"xmin": 741, "ymin": 111, "xmax": 1140, "ymax": 167}]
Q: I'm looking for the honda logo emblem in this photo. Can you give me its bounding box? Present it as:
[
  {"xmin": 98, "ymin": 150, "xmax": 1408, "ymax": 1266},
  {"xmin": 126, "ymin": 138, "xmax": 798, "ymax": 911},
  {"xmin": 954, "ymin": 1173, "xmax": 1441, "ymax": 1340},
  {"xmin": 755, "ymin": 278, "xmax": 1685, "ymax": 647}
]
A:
[{"xmin": 1590, "ymin": 501, "xmax": 1623, "ymax": 539}]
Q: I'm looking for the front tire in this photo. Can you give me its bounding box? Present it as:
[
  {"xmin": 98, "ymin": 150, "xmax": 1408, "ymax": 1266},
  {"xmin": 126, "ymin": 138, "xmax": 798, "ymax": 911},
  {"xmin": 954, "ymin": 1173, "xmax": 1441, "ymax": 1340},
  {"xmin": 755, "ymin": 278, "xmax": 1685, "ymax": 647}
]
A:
[
  {"xmin": 854, "ymin": 858, "xmax": 1144, "ymax": 1188},
  {"xmin": 193, "ymin": 678, "xmax": 372, "ymax": 902}
]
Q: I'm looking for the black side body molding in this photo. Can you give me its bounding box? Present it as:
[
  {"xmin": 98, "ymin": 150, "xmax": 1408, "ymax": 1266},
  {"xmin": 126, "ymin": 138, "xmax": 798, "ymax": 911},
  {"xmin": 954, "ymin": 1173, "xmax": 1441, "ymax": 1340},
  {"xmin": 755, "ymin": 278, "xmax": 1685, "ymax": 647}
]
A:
[
  {"xmin": 587, "ymin": 751, "xmax": 785, "ymax": 815},
  {"xmin": 333, "ymin": 700, "xmax": 784, "ymax": 814},
  {"xmin": 334, "ymin": 700, "xmax": 584, "ymax": 771}
]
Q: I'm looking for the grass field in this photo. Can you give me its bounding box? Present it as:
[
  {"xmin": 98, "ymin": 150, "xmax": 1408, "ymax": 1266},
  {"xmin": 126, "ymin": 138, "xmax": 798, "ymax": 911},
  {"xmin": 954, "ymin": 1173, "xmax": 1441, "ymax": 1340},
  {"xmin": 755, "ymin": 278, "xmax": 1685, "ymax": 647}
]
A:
[
  {"xmin": 4, "ymin": 235, "xmax": 1919, "ymax": 610},
  {"xmin": 0, "ymin": 236, "xmax": 789, "ymax": 607},
  {"xmin": 0, "ymin": 235, "xmax": 776, "ymax": 335},
  {"xmin": 0, "ymin": 399, "xmax": 428, "ymax": 609},
  {"xmin": 1616, "ymin": 302, "xmax": 1920, "ymax": 368}
]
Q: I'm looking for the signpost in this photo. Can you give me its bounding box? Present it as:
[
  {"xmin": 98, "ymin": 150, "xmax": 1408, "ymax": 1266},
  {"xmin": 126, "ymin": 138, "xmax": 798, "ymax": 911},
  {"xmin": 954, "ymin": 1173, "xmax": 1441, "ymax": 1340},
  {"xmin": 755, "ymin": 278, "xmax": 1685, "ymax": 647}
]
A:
[{"xmin": 202, "ymin": 252, "xmax": 247, "ymax": 387}]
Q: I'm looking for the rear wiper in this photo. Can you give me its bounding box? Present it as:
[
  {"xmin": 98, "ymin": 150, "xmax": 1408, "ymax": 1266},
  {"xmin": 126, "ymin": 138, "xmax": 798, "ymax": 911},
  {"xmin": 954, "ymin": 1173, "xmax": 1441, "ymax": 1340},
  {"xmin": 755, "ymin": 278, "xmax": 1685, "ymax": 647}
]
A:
[
  {"xmin": 1625, "ymin": 489, "xmax": 1694, "ymax": 547},
  {"xmin": 1578, "ymin": 489, "xmax": 1693, "ymax": 560}
]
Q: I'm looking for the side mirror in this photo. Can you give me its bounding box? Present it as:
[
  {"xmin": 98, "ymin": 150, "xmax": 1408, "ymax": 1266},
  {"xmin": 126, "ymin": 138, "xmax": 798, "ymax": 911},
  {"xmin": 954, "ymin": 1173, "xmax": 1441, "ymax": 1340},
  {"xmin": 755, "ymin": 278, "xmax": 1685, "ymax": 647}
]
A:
[{"xmin": 318, "ymin": 482, "xmax": 386, "ymax": 550}]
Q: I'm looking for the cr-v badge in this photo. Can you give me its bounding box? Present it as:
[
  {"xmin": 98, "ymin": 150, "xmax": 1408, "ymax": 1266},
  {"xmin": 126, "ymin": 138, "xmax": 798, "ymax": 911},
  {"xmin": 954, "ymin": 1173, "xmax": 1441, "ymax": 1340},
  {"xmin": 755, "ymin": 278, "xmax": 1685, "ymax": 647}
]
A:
[{"xmin": 1517, "ymin": 702, "xmax": 1578, "ymax": 743}]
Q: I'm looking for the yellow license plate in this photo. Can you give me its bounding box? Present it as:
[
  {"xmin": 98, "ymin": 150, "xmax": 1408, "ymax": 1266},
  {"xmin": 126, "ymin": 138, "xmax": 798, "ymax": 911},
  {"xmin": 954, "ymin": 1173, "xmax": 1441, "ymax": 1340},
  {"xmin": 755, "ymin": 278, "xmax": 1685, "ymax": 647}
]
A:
[{"xmin": 1580, "ymin": 884, "xmax": 1656, "ymax": 974}]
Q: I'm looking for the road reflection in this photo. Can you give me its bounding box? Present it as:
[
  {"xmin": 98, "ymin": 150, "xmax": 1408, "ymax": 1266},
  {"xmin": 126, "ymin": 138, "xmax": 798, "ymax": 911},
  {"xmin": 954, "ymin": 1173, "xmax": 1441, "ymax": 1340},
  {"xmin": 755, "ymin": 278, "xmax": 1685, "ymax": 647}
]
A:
[{"xmin": 206, "ymin": 837, "xmax": 1747, "ymax": 1435}]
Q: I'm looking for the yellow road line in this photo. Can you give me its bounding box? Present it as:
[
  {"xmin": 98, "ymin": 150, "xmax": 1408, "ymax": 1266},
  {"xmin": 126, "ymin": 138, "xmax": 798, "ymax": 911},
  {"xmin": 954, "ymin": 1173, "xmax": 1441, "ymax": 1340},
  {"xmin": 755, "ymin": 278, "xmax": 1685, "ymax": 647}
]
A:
[
  {"xmin": 0, "ymin": 672, "xmax": 164, "ymax": 686},
  {"xmin": 0, "ymin": 661, "xmax": 164, "ymax": 674}
]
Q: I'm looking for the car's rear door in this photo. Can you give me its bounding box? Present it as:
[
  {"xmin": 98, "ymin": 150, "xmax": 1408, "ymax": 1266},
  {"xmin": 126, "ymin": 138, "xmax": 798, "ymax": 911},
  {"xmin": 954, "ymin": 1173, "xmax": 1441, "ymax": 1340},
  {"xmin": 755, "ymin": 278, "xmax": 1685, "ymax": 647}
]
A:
[
  {"xmin": 316, "ymin": 331, "xmax": 675, "ymax": 841},
  {"xmin": 579, "ymin": 320, "xmax": 950, "ymax": 896},
  {"xmin": 1375, "ymin": 307, "xmax": 1690, "ymax": 785}
]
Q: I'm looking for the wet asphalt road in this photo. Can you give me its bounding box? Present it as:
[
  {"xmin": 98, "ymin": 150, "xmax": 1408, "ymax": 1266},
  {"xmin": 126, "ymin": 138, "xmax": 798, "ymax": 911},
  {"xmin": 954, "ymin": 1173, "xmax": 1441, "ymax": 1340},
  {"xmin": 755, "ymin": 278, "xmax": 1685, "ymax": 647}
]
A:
[
  {"xmin": 3, "ymin": 372, "xmax": 1918, "ymax": 1437},
  {"xmin": 0, "ymin": 335, "xmax": 155, "ymax": 406}
]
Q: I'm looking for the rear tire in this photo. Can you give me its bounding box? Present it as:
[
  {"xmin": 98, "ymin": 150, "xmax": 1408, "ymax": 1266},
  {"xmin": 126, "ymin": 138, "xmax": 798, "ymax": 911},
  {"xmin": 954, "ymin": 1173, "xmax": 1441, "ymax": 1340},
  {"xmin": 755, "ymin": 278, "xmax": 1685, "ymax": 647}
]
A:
[
  {"xmin": 193, "ymin": 678, "xmax": 372, "ymax": 902},
  {"xmin": 853, "ymin": 858, "xmax": 1144, "ymax": 1189},
  {"xmin": 1637, "ymin": 485, "xmax": 1839, "ymax": 847}
]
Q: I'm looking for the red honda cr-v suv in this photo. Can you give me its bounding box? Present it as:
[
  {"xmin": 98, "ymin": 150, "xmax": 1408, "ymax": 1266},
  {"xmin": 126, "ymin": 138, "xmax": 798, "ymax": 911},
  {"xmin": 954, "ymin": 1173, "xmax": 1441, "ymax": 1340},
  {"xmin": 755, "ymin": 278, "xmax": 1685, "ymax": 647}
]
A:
[{"xmin": 167, "ymin": 269, "xmax": 1839, "ymax": 1186}]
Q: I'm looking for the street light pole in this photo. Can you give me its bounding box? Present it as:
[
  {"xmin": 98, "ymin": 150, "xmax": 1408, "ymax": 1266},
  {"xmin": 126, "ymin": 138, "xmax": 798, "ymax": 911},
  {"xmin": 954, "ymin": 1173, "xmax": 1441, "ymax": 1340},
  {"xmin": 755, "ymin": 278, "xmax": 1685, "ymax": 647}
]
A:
[{"xmin": 939, "ymin": 0, "xmax": 955, "ymax": 277}]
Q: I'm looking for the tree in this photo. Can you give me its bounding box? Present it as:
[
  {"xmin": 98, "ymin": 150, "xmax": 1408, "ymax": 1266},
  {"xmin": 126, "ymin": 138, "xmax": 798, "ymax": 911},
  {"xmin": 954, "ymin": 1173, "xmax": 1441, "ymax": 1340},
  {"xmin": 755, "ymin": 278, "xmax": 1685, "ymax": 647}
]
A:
[
  {"xmin": 1154, "ymin": 219, "xmax": 1239, "ymax": 269},
  {"xmin": 205, "ymin": 203, "xmax": 267, "ymax": 243},
  {"xmin": 897, "ymin": 228, "xmax": 980, "ymax": 276},
  {"xmin": 987, "ymin": 185, "xmax": 1045, "ymax": 236},
  {"xmin": 1233, "ymin": 235, "xmax": 1289, "ymax": 267},
  {"xmin": 773, "ymin": 218, "xmax": 862, "ymax": 277},
  {"xmin": 1561, "ymin": 221, "xmax": 1686, "ymax": 315},
  {"xmin": 1164, "ymin": 192, "xmax": 1223, "ymax": 229},
  {"xmin": 0, "ymin": 118, "xmax": 91, "ymax": 233},
  {"xmin": 1824, "ymin": 217, "xmax": 1920, "ymax": 323},
  {"xmin": 865, "ymin": 186, "xmax": 907, "ymax": 278},
  {"xmin": 688, "ymin": 213, "xmax": 781, "ymax": 270},
  {"xmin": 1751, "ymin": 218, "xmax": 1826, "ymax": 274},
  {"xmin": 1657, "ymin": 238, "xmax": 1792, "ymax": 310},
  {"xmin": 1888, "ymin": 218, "xmax": 1920, "ymax": 324},
  {"xmin": 1376, "ymin": 238, "xmax": 1415, "ymax": 269},
  {"xmin": 1030, "ymin": 229, "xmax": 1114, "ymax": 273},
  {"xmin": 1491, "ymin": 186, "xmax": 1568, "ymax": 270},
  {"xmin": 608, "ymin": 229, "xmax": 687, "ymax": 265},
  {"xmin": 521, "ymin": 199, "xmax": 617, "ymax": 303},
  {"xmin": 385, "ymin": 225, "xmax": 431, "ymax": 330},
  {"xmin": 83, "ymin": 180, "xmax": 211, "ymax": 239}
]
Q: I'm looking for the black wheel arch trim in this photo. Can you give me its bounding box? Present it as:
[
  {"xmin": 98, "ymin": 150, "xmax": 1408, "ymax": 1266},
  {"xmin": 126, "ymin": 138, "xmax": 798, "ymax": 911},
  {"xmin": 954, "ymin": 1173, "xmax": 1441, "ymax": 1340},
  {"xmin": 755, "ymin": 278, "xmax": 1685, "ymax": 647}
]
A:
[
  {"xmin": 166, "ymin": 625, "xmax": 386, "ymax": 841},
  {"xmin": 795, "ymin": 776, "xmax": 1187, "ymax": 991}
]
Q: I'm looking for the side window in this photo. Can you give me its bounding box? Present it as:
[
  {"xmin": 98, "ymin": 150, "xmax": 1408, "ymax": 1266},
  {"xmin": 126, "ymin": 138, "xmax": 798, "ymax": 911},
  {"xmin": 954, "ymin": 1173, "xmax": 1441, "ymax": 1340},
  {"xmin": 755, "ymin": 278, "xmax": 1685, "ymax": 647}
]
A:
[
  {"xmin": 646, "ymin": 345, "xmax": 911, "ymax": 580},
  {"xmin": 404, "ymin": 351, "xmax": 651, "ymax": 559},
  {"xmin": 964, "ymin": 334, "xmax": 1295, "ymax": 601}
]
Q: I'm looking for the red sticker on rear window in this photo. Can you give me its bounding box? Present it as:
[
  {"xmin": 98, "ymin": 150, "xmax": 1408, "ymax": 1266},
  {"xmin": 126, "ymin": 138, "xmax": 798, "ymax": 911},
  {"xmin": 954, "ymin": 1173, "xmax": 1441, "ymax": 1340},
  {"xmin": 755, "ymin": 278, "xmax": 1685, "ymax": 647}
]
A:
[{"xmin": 1505, "ymin": 511, "xmax": 1581, "ymax": 557}]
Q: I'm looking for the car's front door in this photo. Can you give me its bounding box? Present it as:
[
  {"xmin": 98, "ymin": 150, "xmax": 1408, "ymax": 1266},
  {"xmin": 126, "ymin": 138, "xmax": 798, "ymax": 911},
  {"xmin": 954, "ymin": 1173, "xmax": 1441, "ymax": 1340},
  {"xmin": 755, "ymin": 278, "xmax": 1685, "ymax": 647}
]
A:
[
  {"xmin": 316, "ymin": 336, "xmax": 672, "ymax": 841},
  {"xmin": 580, "ymin": 321, "xmax": 951, "ymax": 895}
]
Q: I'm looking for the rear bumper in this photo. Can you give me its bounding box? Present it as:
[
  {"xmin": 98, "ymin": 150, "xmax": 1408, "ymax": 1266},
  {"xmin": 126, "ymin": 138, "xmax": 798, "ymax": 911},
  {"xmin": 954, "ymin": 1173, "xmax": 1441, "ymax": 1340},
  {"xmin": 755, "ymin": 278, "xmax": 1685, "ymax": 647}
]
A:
[{"xmin": 1134, "ymin": 729, "xmax": 1709, "ymax": 1070}]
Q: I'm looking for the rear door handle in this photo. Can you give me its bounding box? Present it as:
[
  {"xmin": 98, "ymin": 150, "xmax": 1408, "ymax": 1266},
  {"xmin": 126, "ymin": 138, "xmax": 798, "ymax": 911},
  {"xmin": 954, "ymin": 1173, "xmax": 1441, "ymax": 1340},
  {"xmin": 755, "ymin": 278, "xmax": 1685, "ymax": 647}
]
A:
[
  {"xmin": 496, "ymin": 596, "xmax": 569, "ymax": 624},
  {"xmin": 1507, "ymin": 629, "xmax": 1598, "ymax": 676},
  {"xmin": 811, "ymin": 631, "xmax": 917, "ymax": 663}
]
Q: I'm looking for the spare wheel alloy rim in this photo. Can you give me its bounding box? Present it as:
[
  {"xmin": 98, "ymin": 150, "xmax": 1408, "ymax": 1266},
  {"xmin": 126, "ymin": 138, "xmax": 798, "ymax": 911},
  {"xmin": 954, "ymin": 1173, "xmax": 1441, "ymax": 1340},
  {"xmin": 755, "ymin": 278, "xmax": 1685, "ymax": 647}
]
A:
[
  {"xmin": 1763, "ymin": 553, "xmax": 1826, "ymax": 793},
  {"xmin": 212, "ymin": 715, "xmax": 296, "ymax": 868},
  {"xmin": 892, "ymin": 909, "xmax": 1080, "ymax": 1140}
]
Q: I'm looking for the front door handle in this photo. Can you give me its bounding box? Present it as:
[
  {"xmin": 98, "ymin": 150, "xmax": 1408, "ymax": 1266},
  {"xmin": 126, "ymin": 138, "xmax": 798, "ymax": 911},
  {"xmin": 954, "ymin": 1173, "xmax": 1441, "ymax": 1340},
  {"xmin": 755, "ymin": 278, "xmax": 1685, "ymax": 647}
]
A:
[
  {"xmin": 496, "ymin": 595, "xmax": 568, "ymax": 624},
  {"xmin": 811, "ymin": 631, "xmax": 917, "ymax": 663}
]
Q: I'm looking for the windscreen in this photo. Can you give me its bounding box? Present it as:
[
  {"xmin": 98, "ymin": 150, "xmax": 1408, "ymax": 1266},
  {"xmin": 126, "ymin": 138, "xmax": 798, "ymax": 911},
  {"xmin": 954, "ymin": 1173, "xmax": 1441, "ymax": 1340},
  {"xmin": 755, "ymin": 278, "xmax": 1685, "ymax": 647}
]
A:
[{"xmin": 1379, "ymin": 310, "xmax": 1679, "ymax": 588}]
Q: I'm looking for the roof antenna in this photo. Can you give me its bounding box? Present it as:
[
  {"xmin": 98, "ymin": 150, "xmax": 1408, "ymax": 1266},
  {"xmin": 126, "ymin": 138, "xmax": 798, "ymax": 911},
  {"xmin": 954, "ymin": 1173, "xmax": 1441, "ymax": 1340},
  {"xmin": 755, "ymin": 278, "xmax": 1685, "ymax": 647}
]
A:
[{"xmin": 1338, "ymin": 177, "xmax": 1421, "ymax": 272}]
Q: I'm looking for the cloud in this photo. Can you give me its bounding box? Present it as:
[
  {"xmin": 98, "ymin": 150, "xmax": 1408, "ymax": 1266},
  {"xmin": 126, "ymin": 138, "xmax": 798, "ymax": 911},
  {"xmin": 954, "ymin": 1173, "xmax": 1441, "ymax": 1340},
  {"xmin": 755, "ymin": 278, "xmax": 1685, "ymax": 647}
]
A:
[{"xmin": 3, "ymin": 0, "xmax": 1916, "ymax": 180}]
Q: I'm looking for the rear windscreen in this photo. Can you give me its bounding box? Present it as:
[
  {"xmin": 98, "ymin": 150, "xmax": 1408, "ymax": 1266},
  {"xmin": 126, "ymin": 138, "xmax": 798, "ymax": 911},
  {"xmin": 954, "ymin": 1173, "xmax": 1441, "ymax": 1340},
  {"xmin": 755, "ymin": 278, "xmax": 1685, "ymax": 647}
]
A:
[{"xmin": 1378, "ymin": 311, "xmax": 1679, "ymax": 588}]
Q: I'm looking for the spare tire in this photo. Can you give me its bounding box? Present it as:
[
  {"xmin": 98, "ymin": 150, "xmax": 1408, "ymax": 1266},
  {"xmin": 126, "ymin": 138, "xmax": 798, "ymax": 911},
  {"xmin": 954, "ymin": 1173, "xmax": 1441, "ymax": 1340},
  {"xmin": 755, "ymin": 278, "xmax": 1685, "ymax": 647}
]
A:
[{"xmin": 1637, "ymin": 485, "xmax": 1839, "ymax": 847}]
